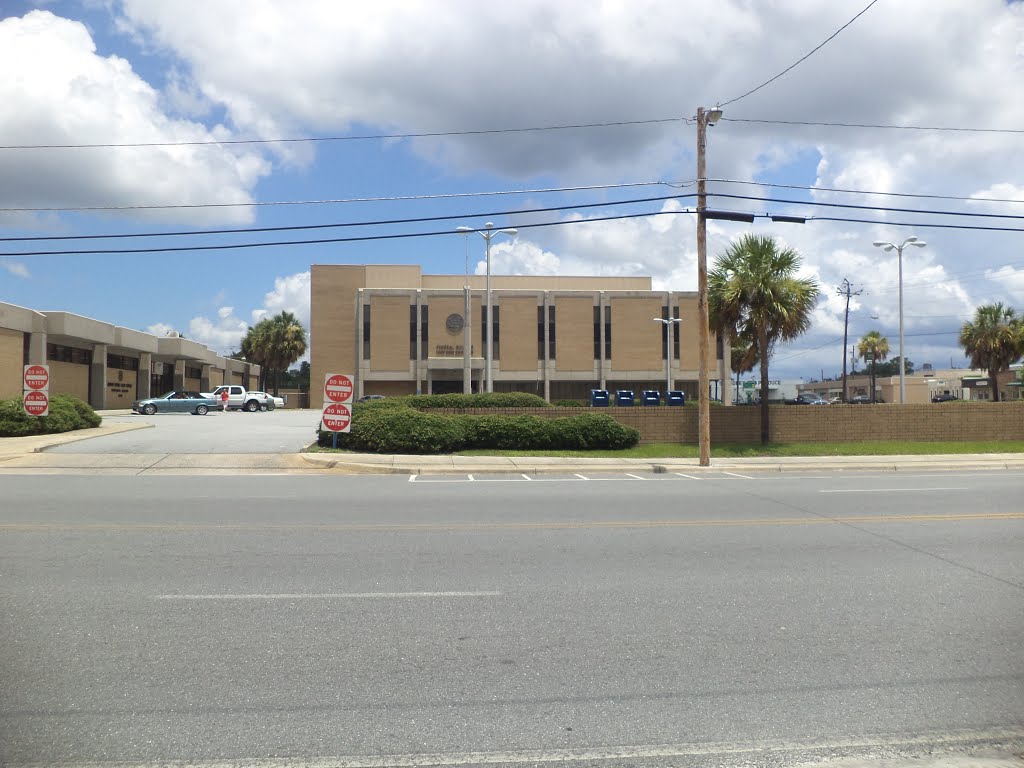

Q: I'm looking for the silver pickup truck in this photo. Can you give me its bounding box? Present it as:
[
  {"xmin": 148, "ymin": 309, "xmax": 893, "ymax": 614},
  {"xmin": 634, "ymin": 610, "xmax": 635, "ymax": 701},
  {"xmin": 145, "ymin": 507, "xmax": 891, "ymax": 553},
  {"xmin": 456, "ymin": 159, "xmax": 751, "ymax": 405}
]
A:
[{"xmin": 201, "ymin": 385, "xmax": 273, "ymax": 412}]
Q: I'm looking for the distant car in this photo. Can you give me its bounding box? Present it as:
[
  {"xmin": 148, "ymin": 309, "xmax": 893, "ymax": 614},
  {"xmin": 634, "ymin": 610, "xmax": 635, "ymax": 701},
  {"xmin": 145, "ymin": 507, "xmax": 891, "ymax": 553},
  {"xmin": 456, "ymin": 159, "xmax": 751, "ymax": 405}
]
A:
[
  {"xmin": 358, "ymin": 394, "xmax": 386, "ymax": 402},
  {"xmin": 847, "ymin": 394, "xmax": 883, "ymax": 404},
  {"xmin": 787, "ymin": 392, "xmax": 829, "ymax": 405},
  {"xmin": 132, "ymin": 391, "xmax": 218, "ymax": 416},
  {"xmin": 932, "ymin": 393, "xmax": 959, "ymax": 403},
  {"xmin": 248, "ymin": 391, "xmax": 284, "ymax": 410}
]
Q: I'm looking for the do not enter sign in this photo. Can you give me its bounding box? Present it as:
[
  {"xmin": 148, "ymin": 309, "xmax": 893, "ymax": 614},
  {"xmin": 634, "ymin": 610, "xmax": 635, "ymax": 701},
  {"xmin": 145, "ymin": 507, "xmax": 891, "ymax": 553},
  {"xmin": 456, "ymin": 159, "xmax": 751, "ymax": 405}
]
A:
[
  {"xmin": 23, "ymin": 364, "xmax": 49, "ymax": 391},
  {"xmin": 322, "ymin": 402, "xmax": 352, "ymax": 432},
  {"xmin": 24, "ymin": 390, "xmax": 49, "ymax": 417},
  {"xmin": 324, "ymin": 373, "xmax": 354, "ymax": 404}
]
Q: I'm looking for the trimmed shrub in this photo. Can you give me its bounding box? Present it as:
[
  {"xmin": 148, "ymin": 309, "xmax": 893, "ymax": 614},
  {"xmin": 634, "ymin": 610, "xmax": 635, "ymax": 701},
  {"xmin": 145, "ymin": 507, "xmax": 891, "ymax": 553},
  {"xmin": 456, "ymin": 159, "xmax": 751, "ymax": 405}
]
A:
[
  {"xmin": 554, "ymin": 399, "xmax": 587, "ymax": 407},
  {"xmin": 318, "ymin": 407, "xmax": 638, "ymax": 453},
  {"xmin": 0, "ymin": 394, "xmax": 102, "ymax": 437},
  {"xmin": 404, "ymin": 392, "xmax": 551, "ymax": 409}
]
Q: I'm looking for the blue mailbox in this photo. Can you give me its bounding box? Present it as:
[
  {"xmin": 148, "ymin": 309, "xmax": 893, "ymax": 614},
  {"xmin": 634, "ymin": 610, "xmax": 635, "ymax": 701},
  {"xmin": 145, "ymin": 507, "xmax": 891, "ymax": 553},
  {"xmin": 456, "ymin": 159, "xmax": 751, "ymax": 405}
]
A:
[
  {"xmin": 615, "ymin": 389, "xmax": 635, "ymax": 406},
  {"xmin": 667, "ymin": 390, "xmax": 686, "ymax": 406},
  {"xmin": 590, "ymin": 389, "xmax": 610, "ymax": 407},
  {"xmin": 642, "ymin": 390, "xmax": 661, "ymax": 406}
]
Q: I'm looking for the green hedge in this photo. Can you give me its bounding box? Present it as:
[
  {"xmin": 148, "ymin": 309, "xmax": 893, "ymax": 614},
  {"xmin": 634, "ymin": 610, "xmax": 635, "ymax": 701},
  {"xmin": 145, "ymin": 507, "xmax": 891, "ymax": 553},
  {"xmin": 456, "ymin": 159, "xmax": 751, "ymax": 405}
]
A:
[
  {"xmin": 317, "ymin": 406, "xmax": 639, "ymax": 453},
  {"xmin": 554, "ymin": 399, "xmax": 587, "ymax": 407},
  {"xmin": 402, "ymin": 392, "xmax": 551, "ymax": 409},
  {"xmin": 0, "ymin": 394, "xmax": 102, "ymax": 437}
]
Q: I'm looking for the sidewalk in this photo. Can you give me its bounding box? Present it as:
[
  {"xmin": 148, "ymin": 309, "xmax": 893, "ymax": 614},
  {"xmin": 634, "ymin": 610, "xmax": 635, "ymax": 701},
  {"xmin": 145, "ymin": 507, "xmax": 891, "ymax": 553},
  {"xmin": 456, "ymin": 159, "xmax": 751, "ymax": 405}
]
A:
[
  {"xmin": 0, "ymin": 414, "xmax": 149, "ymax": 459},
  {"xmin": 298, "ymin": 450, "xmax": 1024, "ymax": 475}
]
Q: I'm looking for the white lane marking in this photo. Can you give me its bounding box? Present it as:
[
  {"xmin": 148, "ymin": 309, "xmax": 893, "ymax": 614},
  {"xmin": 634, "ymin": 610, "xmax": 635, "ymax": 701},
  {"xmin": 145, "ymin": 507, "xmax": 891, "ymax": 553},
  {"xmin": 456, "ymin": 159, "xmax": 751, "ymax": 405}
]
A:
[
  {"xmin": 574, "ymin": 473, "xmax": 589, "ymax": 480},
  {"xmin": 722, "ymin": 471, "xmax": 753, "ymax": 479},
  {"xmin": 467, "ymin": 474, "xmax": 475, "ymax": 481},
  {"xmin": 675, "ymin": 472, "xmax": 702, "ymax": 480},
  {"xmin": 819, "ymin": 487, "xmax": 968, "ymax": 494},
  {"xmin": 624, "ymin": 473, "xmax": 646, "ymax": 480},
  {"xmin": 24, "ymin": 727, "xmax": 1024, "ymax": 768},
  {"xmin": 521, "ymin": 474, "xmax": 533, "ymax": 480},
  {"xmin": 155, "ymin": 591, "xmax": 502, "ymax": 600}
]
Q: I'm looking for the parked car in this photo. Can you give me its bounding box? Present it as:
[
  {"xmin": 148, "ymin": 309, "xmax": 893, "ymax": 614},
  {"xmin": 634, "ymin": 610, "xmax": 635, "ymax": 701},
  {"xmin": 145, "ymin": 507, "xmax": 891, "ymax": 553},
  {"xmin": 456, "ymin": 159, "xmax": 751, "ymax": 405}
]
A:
[
  {"xmin": 932, "ymin": 393, "xmax": 959, "ymax": 403},
  {"xmin": 132, "ymin": 391, "xmax": 218, "ymax": 416},
  {"xmin": 786, "ymin": 392, "xmax": 829, "ymax": 405},
  {"xmin": 847, "ymin": 394, "xmax": 884, "ymax": 404},
  {"xmin": 358, "ymin": 394, "xmax": 386, "ymax": 402},
  {"xmin": 248, "ymin": 391, "xmax": 284, "ymax": 410}
]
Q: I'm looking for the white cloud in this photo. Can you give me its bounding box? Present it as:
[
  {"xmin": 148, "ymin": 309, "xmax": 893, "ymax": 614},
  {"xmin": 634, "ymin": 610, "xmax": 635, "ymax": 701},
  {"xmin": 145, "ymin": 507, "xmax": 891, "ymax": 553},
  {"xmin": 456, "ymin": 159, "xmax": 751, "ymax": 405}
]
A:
[
  {"xmin": 253, "ymin": 271, "xmax": 311, "ymax": 328},
  {"xmin": 145, "ymin": 321, "xmax": 176, "ymax": 337},
  {"xmin": 1, "ymin": 261, "xmax": 30, "ymax": 279},
  {"xmin": 0, "ymin": 10, "xmax": 270, "ymax": 224},
  {"xmin": 187, "ymin": 307, "xmax": 248, "ymax": 354}
]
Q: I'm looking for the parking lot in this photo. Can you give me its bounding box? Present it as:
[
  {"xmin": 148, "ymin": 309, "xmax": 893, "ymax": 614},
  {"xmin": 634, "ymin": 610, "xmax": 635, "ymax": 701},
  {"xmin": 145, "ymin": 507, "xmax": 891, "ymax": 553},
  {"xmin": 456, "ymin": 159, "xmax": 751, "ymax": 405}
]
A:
[{"xmin": 49, "ymin": 409, "xmax": 323, "ymax": 454}]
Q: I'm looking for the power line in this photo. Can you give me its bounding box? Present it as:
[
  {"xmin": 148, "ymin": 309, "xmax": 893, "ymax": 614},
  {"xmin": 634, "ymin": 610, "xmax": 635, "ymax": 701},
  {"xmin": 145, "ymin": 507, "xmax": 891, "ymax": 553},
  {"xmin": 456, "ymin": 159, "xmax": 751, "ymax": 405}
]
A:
[
  {"xmin": 718, "ymin": 0, "xmax": 881, "ymax": 108},
  {"xmin": 713, "ymin": 193, "xmax": 1024, "ymax": 221},
  {"xmin": 721, "ymin": 118, "xmax": 1024, "ymax": 135},
  {"xmin": 707, "ymin": 178, "xmax": 1024, "ymax": 205},
  {"xmin": 0, "ymin": 193, "xmax": 695, "ymax": 243},
  {"xmin": 0, "ymin": 118, "xmax": 684, "ymax": 151}
]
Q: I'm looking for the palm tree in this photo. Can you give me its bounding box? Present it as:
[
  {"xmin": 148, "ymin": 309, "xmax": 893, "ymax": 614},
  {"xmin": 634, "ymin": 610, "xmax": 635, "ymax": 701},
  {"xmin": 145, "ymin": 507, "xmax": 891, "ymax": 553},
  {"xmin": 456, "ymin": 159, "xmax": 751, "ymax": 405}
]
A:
[
  {"xmin": 959, "ymin": 303, "xmax": 1023, "ymax": 402},
  {"xmin": 729, "ymin": 327, "xmax": 757, "ymax": 403},
  {"xmin": 266, "ymin": 311, "xmax": 308, "ymax": 396},
  {"xmin": 240, "ymin": 318, "xmax": 272, "ymax": 390},
  {"xmin": 857, "ymin": 330, "xmax": 890, "ymax": 403},
  {"xmin": 710, "ymin": 234, "xmax": 820, "ymax": 443}
]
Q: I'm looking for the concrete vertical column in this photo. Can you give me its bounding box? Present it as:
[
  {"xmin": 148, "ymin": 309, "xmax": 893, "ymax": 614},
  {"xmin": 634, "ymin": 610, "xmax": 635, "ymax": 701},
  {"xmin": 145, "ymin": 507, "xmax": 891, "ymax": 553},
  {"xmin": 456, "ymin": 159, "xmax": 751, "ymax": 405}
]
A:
[
  {"xmin": 89, "ymin": 344, "xmax": 108, "ymax": 410},
  {"xmin": 720, "ymin": 342, "xmax": 733, "ymax": 406},
  {"xmin": 28, "ymin": 331, "xmax": 47, "ymax": 365},
  {"xmin": 414, "ymin": 292, "xmax": 422, "ymax": 395},
  {"xmin": 355, "ymin": 290, "xmax": 365, "ymax": 399},
  {"xmin": 598, "ymin": 293, "xmax": 606, "ymax": 391},
  {"xmin": 542, "ymin": 292, "xmax": 551, "ymax": 403},
  {"xmin": 173, "ymin": 359, "xmax": 185, "ymax": 392},
  {"xmin": 138, "ymin": 353, "xmax": 152, "ymax": 400},
  {"xmin": 200, "ymin": 364, "xmax": 211, "ymax": 393}
]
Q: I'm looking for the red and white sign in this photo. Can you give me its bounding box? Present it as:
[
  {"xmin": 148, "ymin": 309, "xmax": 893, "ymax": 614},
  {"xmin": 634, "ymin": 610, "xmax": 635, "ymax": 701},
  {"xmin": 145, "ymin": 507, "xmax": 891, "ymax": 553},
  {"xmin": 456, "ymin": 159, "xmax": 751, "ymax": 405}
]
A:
[
  {"xmin": 321, "ymin": 402, "xmax": 352, "ymax": 433},
  {"xmin": 23, "ymin": 390, "xmax": 49, "ymax": 417},
  {"xmin": 324, "ymin": 373, "xmax": 354, "ymax": 404},
  {"xmin": 23, "ymin": 364, "xmax": 49, "ymax": 391}
]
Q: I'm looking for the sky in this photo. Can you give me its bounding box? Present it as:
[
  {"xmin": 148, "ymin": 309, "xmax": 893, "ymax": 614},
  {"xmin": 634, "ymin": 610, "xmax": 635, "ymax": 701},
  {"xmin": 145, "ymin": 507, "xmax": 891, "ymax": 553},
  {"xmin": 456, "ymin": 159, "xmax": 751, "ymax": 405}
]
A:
[{"xmin": 2, "ymin": 0, "xmax": 1023, "ymax": 380}]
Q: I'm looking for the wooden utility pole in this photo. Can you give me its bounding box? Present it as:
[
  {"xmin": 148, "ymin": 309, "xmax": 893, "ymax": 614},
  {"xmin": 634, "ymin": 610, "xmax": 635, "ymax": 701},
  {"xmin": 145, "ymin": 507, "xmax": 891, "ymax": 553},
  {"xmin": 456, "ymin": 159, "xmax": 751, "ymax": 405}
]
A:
[
  {"xmin": 837, "ymin": 278, "xmax": 862, "ymax": 402},
  {"xmin": 696, "ymin": 107, "xmax": 713, "ymax": 467}
]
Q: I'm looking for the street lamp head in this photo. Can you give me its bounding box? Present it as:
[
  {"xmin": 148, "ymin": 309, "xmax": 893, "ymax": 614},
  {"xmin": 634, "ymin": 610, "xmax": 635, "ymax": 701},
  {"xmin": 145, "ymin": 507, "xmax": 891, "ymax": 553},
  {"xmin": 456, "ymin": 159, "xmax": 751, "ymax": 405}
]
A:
[
  {"xmin": 484, "ymin": 222, "xmax": 494, "ymax": 229},
  {"xmin": 499, "ymin": 228, "xmax": 518, "ymax": 236},
  {"xmin": 455, "ymin": 226, "xmax": 473, "ymax": 233},
  {"xmin": 910, "ymin": 240, "xmax": 927, "ymax": 248},
  {"xmin": 872, "ymin": 241, "xmax": 895, "ymax": 251},
  {"xmin": 706, "ymin": 107, "xmax": 723, "ymax": 124}
]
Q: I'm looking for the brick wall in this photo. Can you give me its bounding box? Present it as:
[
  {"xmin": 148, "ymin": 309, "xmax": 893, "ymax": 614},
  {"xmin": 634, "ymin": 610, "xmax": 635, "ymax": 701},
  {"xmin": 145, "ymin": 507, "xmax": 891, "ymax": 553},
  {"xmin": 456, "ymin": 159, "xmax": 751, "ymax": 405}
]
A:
[{"xmin": 433, "ymin": 403, "xmax": 1024, "ymax": 443}]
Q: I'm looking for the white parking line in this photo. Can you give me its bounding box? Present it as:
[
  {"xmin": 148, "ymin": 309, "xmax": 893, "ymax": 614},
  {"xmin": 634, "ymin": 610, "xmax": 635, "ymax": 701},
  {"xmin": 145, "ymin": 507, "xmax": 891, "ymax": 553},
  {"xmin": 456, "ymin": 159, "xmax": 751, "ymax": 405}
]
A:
[
  {"xmin": 722, "ymin": 471, "xmax": 753, "ymax": 479},
  {"xmin": 624, "ymin": 473, "xmax": 646, "ymax": 480},
  {"xmin": 574, "ymin": 473, "xmax": 589, "ymax": 480},
  {"xmin": 467, "ymin": 474, "xmax": 475, "ymax": 482},
  {"xmin": 521, "ymin": 474, "xmax": 533, "ymax": 480},
  {"xmin": 675, "ymin": 473, "xmax": 702, "ymax": 480}
]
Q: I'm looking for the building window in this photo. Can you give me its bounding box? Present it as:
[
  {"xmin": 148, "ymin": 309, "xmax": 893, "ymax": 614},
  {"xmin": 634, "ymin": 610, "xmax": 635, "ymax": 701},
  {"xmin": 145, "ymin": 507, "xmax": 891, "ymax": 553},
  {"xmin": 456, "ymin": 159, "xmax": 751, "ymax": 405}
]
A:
[
  {"xmin": 410, "ymin": 305, "xmax": 417, "ymax": 361},
  {"xmin": 47, "ymin": 343, "xmax": 92, "ymax": 365},
  {"xmin": 604, "ymin": 306, "xmax": 612, "ymax": 360},
  {"xmin": 491, "ymin": 305, "xmax": 500, "ymax": 360},
  {"xmin": 537, "ymin": 306, "xmax": 545, "ymax": 360},
  {"xmin": 593, "ymin": 306, "xmax": 601, "ymax": 360},
  {"xmin": 108, "ymin": 354, "xmax": 141, "ymax": 371},
  {"xmin": 184, "ymin": 365, "xmax": 201, "ymax": 379},
  {"xmin": 362, "ymin": 304, "xmax": 371, "ymax": 360},
  {"xmin": 661, "ymin": 307, "xmax": 669, "ymax": 361},
  {"xmin": 420, "ymin": 305, "xmax": 428, "ymax": 360},
  {"xmin": 716, "ymin": 333, "xmax": 724, "ymax": 361},
  {"xmin": 674, "ymin": 306, "xmax": 681, "ymax": 360},
  {"xmin": 548, "ymin": 305, "xmax": 556, "ymax": 360}
]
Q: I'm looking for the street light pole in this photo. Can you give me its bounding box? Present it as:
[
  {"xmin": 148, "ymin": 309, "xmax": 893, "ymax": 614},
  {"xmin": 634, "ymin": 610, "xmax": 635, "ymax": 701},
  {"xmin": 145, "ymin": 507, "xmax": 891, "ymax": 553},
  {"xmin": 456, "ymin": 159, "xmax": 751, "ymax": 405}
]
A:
[
  {"xmin": 653, "ymin": 317, "xmax": 682, "ymax": 398},
  {"xmin": 696, "ymin": 105, "xmax": 722, "ymax": 466},
  {"xmin": 872, "ymin": 236, "xmax": 926, "ymax": 404},
  {"xmin": 456, "ymin": 223, "xmax": 517, "ymax": 394}
]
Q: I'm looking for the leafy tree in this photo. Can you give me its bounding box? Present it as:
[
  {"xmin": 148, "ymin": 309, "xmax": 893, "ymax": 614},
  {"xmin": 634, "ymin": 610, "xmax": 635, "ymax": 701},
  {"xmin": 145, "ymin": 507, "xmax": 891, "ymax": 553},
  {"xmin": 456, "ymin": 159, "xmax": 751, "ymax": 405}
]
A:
[
  {"xmin": 958, "ymin": 303, "xmax": 1023, "ymax": 402},
  {"xmin": 240, "ymin": 312, "xmax": 308, "ymax": 395},
  {"xmin": 872, "ymin": 356, "xmax": 914, "ymax": 377},
  {"xmin": 857, "ymin": 330, "xmax": 890, "ymax": 403},
  {"xmin": 710, "ymin": 234, "xmax": 820, "ymax": 442}
]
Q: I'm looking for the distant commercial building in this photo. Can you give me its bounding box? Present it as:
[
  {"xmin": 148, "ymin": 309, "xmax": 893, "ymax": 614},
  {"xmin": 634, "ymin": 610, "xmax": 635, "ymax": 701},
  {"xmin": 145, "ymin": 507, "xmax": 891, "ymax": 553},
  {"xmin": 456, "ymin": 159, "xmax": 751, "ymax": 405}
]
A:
[
  {"xmin": 310, "ymin": 264, "xmax": 732, "ymax": 409},
  {"xmin": 0, "ymin": 301, "xmax": 260, "ymax": 408}
]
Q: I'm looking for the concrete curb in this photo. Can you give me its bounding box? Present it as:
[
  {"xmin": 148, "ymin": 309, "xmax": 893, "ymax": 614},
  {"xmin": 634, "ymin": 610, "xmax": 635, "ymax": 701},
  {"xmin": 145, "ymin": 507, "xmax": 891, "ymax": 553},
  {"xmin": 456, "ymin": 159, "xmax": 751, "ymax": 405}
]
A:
[{"xmin": 0, "ymin": 421, "xmax": 153, "ymax": 459}]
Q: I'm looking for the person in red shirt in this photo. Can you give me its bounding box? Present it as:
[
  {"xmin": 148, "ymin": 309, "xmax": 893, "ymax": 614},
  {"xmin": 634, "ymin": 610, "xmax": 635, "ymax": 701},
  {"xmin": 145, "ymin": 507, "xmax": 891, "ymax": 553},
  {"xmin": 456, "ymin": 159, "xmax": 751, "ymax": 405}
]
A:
[{"xmin": 220, "ymin": 388, "xmax": 230, "ymax": 412}]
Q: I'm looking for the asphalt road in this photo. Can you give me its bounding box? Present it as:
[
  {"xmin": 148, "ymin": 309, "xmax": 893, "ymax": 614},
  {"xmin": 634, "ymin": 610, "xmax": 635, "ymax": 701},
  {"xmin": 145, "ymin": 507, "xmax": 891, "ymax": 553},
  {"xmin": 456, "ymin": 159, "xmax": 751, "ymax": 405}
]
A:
[
  {"xmin": 2, "ymin": 471, "xmax": 1022, "ymax": 767},
  {"xmin": 50, "ymin": 409, "xmax": 323, "ymax": 454}
]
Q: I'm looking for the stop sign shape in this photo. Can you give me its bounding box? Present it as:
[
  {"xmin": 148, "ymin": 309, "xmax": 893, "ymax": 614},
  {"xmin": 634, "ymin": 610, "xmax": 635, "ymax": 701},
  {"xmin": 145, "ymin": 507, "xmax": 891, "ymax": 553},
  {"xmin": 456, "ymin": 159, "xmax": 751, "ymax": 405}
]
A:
[
  {"xmin": 321, "ymin": 402, "xmax": 352, "ymax": 432},
  {"xmin": 23, "ymin": 365, "xmax": 49, "ymax": 391},
  {"xmin": 324, "ymin": 373, "xmax": 354, "ymax": 403},
  {"xmin": 23, "ymin": 390, "xmax": 49, "ymax": 417}
]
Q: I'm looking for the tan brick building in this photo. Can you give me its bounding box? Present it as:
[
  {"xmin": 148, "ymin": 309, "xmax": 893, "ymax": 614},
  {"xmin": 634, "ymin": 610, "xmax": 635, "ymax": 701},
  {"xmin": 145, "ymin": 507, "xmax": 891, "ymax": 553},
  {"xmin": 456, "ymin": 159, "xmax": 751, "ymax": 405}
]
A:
[
  {"xmin": 310, "ymin": 264, "xmax": 731, "ymax": 408},
  {"xmin": 0, "ymin": 301, "xmax": 260, "ymax": 408}
]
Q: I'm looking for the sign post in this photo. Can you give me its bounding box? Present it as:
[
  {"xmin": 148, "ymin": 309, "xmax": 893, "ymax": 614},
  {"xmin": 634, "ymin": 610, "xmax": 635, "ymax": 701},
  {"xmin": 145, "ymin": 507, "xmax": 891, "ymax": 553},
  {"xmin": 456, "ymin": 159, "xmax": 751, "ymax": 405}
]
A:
[
  {"xmin": 23, "ymin": 364, "xmax": 50, "ymax": 417},
  {"xmin": 322, "ymin": 373, "xmax": 354, "ymax": 448}
]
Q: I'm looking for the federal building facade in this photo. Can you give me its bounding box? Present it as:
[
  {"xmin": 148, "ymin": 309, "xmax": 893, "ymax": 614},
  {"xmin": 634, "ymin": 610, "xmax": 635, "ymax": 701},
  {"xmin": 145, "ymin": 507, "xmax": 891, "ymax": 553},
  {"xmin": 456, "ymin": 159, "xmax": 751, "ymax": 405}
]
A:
[
  {"xmin": 310, "ymin": 264, "xmax": 732, "ymax": 409},
  {"xmin": 0, "ymin": 301, "xmax": 260, "ymax": 408}
]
